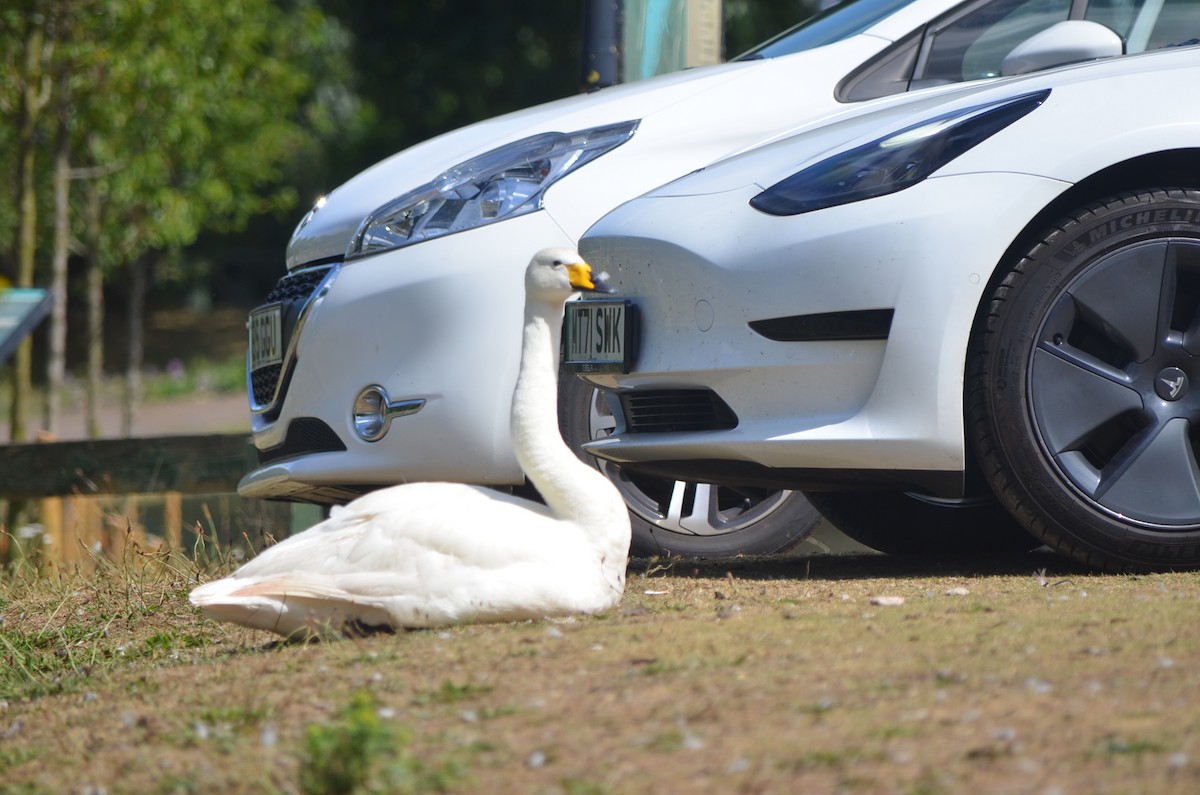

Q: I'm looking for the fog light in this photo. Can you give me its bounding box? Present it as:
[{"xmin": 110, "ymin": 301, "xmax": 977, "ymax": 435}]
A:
[{"xmin": 352, "ymin": 385, "xmax": 425, "ymax": 442}]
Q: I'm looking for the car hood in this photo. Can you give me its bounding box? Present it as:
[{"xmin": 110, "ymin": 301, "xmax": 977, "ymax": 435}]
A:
[{"xmin": 285, "ymin": 36, "xmax": 892, "ymax": 269}]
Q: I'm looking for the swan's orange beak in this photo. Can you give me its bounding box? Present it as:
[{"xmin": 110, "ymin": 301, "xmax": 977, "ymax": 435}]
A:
[{"xmin": 567, "ymin": 261, "xmax": 615, "ymax": 293}]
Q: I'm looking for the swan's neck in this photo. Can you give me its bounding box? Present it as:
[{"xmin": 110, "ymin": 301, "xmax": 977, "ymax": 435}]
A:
[{"xmin": 511, "ymin": 299, "xmax": 621, "ymax": 530}]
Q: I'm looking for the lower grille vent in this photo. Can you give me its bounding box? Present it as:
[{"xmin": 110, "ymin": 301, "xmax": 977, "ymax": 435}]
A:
[
  {"xmin": 258, "ymin": 417, "xmax": 347, "ymax": 464},
  {"xmin": 618, "ymin": 389, "xmax": 738, "ymax": 434}
]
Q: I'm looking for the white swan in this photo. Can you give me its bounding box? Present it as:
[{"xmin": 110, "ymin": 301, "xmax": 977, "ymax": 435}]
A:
[{"xmin": 190, "ymin": 248, "xmax": 631, "ymax": 639}]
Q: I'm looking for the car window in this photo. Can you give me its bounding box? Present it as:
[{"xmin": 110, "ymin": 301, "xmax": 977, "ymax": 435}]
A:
[
  {"xmin": 919, "ymin": 0, "xmax": 1073, "ymax": 82},
  {"xmin": 737, "ymin": 0, "xmax": 919, "ymax": 59},
  {"xmin": 1089, "ymin": 0, "xmax": 1200, "ymax": 51},
  {"xmin": 842, "ymin": 0, "xmax": 1198, "ymax": 101}
]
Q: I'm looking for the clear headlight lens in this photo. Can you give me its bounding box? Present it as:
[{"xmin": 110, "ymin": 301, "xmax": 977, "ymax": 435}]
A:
[
  {"xmin": 750, "ymin": 90, "xmax": 1049, "ymax": 216},
  {"xmin": 349, "ymin": 120, "xmax": 639, "ymax": 258}
]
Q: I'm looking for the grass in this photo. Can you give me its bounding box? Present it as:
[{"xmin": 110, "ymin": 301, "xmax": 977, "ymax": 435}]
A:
[
  {"xmin": 2, "ymin": 549, "xmax": 1200, "ymax": 793},
  {"xmin": 300, "ymin": 689, "xmax": 467, "ymax": 794}
]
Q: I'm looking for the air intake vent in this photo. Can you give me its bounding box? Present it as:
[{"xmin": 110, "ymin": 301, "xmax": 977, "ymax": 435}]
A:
[
  {"xmin": 749, "ymin": 308, "xmax": 893, "ymax": 341},
  {"xmin": 618, "ymin": 389, "xmax": 737, "ymax": 434},
  {"xmin": 258, "ymin": 417, "xmax": 346, "ymax": 464}
]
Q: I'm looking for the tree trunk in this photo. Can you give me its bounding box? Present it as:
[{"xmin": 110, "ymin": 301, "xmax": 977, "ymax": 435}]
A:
[
  {"xmin": 85, "ymin": 179, "xmax": 104, "ymax": 439},
  {"xmin": 10, "ymin": 17, "xmax": 49, "ymax": 444},
  {"xmin": 10, "ymin": 144, "xmax": 37, "ymax": 444},
  {"xmin": 47, "ymin": 126, "xmax": 71, "ymax": 436},
  {"xmin": 122, "ymin": 255, "xmax": 149, "ymax": 437}
]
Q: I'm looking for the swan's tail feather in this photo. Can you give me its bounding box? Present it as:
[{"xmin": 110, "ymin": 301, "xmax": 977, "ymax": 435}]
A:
[{"xmin": 189, "ymin": 574, "xmax": 392, "ymax": 639}]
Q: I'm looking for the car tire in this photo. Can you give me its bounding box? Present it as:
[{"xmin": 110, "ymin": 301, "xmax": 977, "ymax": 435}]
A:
[
  {"xmin": 558, "ymin": 373, "xmax": 821, "ymax": 557},
  {"xmin": 804, "ymin": 490, "xmax": 1038, "ymax": 555},
  {"xmin": 967, "ymin": 188, "xmax": 1200, "ymax": 571}
]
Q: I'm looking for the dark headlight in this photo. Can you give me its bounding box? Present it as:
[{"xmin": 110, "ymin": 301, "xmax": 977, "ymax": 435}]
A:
[{"xmin": 750, "ymin": 90, "xmax": 1049, "ymax": 216}]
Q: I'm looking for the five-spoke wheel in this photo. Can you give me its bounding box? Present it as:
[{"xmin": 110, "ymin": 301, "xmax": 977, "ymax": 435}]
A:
[{"xmin": 969, "ymin": 189, "xmax": 1200, "ymax": 570}]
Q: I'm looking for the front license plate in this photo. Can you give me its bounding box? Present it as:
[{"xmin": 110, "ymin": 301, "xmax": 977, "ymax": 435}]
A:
[
  {"xmin": 562, "ymin": 299, "xmax": 636, "ymax": 373},
  {"xmin": 248, "ymin": 303, "xmax": 283, "ymax": 370}
]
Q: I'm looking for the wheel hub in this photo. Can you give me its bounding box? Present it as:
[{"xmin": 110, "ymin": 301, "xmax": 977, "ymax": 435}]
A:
[{"xmin": 1155, "ymin": 366, "xmax": 1190, "ymax": 401}]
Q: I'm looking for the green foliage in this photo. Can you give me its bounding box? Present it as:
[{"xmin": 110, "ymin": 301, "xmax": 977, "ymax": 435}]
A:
[
  {"xmin": 0, "ymin": 0, "xmax": 360, "ymax": 278},
  {"xmin": 300, "ymin": 689, "xmax": 466, "ymax": 795}
]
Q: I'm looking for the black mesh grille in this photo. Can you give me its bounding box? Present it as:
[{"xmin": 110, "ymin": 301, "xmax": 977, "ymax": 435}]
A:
[
  {"xmin": 264, "ymin": 266, "xmax": 331, "ymax": 304},
  {"xmin": 251, "ymin": 363, "xmax": 282, "ymax": 407},
  {"xmin": 250, "ymin": 265, "xmax": 333, "ymax": 410},
  {"xmin": 257, "ymin": 417, "xmax": 347, "ymax": 465},
  {"xmin": 618, "ymin": 389, "xmax": 738, "ymax": 434}
]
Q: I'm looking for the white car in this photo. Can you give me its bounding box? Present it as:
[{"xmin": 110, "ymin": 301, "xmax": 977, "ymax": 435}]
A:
[
  {"xmin": 240, "ymin": 0, "xmax": 1190, "ymax": 558},
  {"xmin": 576, "ymin": 43, "xmax": 1200, "ymax": 570}
]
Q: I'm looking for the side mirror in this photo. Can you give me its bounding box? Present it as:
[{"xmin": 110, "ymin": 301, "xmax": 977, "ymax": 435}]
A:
[{"xmin": 1002, "ymin": 20, "xmax": 1124, "ymax": 76}]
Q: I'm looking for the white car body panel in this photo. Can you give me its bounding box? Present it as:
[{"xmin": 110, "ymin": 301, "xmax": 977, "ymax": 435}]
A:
[{"xmin": 577, "ymin": 46, "xmax": 1200, "ymax": 494}]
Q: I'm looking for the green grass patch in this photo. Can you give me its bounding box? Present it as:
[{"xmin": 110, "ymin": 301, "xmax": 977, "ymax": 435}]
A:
[{"xmin": 300, "ymin": 689, "xmax": 466, "ymax": 795}]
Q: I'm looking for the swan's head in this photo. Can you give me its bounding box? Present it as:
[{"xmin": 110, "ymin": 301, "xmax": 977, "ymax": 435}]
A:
[{"xmin": 526, "ymin": 247, "xmax": 614, "ymax": 302}]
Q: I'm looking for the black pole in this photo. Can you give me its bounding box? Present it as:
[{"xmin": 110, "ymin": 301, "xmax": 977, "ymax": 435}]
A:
[{"xmin": 581, "ymin": 0, "xmax": 621, "ymax": 90}]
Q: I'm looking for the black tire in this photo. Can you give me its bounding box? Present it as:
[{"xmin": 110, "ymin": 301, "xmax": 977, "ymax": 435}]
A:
[
  {"xmin": 558, "ymin": 373, "xmax": 822, "ymax": 557},
  {"xmin": 804, "ymin": 490, "xmax": 1038, "ymax": 556},
  {"xmin": 968, "ymin": 188, "xmax": 1200, "ymax": 571}
]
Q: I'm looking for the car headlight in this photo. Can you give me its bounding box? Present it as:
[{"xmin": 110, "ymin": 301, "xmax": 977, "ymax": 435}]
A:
[
  {"xmin": 349, "ymin": 120, "xmax": 639, "ymax": 258},
  {"xmin": 750, "ymin": 90, "xmax": 1049, "ymax": 216}
]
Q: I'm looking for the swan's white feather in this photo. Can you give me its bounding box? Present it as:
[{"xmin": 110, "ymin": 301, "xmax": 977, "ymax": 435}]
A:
[{"xmin": 189, "ymin": 249, "xmax": 632, "ymax": 639}]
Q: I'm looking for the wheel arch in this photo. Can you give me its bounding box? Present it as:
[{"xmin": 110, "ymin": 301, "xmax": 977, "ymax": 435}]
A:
[
  {"xmin": 987, "ymin": 149, "xmax": 1200, "ymax": 299},
  {"xmin": 961, "ymin": 148, "xmax": 1200, "ymax": 474},
  {"xmin": 963, "ymin": 183, "xmax": 1200, "ymax": 569}
]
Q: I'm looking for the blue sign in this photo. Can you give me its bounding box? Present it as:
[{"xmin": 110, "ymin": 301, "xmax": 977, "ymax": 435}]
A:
[{"xmin": 0, "ymin": 289, "xmax": 52, "ymax": 365}]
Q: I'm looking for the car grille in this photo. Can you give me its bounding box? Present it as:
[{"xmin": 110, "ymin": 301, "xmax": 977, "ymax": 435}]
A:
[
  {"xmin": 618, "ymin": 389, "xmax": 738, "ymax": 433},
  {"xmin": 249, "ymin": 263, "xmax": 337, "ymax": 413}
]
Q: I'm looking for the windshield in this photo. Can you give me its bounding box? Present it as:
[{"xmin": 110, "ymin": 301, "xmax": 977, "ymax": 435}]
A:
[{"xmin": 737, "ymin": 0, "xmax": 920, "ymax": 59}]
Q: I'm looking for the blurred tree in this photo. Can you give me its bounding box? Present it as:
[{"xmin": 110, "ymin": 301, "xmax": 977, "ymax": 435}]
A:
[
  {"xmin": 0, "ymin": 2, "xmax": 55, "ymax": 443},
  {"xmin": 0, "ymin": 0, "xmax": 359, "ymax": 440},
  {"xmin": 91, "ymin": 0, "xmax": 359, "ymax": 434}
]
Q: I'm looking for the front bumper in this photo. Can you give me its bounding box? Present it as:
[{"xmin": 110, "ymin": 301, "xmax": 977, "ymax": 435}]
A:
[
  {"xmin": 238, "ymin": 211, "xmax": 577, "ymax": 502},
  {"xmin": 578, "ymin": 172, "xmax": 1070, "ymax": 496}
]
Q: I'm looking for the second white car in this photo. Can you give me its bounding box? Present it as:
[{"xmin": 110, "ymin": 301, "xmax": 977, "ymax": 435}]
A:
[{"xmin": 577, "ymin": 44, "xmax": 1200, "ymax": 570}]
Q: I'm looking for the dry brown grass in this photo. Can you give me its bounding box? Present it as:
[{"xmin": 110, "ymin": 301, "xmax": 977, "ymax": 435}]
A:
[{"xmin": 3, "ymin": 550, "xmax": 1199, "ymax": 794}]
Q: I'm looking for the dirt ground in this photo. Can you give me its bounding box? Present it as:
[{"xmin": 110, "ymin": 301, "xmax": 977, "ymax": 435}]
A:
[{"xmin": 3, "ymin": 551, "xmax": 1199, "ymax": 795}]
